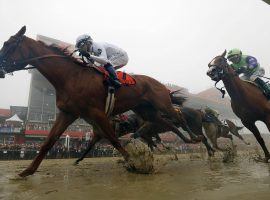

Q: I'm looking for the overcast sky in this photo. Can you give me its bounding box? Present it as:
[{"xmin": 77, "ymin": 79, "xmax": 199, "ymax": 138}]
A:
[{"xmin": 0, "ymin": 0, "xmax": 269, "ymax": 108}]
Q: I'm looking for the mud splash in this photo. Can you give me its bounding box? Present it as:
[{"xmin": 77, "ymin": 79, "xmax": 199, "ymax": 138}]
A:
[
  {"xmin": 222, "ymin": 145, "xmax": 237, "ymax": 163},
  {"xmin": 1, "ymin": 151, "xmax": 270, "ymax": 200},
  {"xmin": 124, "ymin": 139, "xmax": 176, "ymax": 174}
]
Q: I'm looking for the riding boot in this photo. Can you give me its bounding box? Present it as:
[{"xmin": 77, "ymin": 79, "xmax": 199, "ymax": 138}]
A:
[
  {"xmin": 104, "ymin": 63, "xmax": 121, "ymax": 88},
  {"xmin": 254, "ymin": 77, "xmax": 270, "ymax": 98}
]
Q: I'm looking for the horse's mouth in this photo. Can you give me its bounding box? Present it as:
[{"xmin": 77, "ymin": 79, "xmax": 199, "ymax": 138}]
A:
[
  {"xmin": 211, "ymin": 76, "xmax": 220, "ymax": 81},
  {"xmin": 207, "ymin": 73, "xmax": 220, "ymax": 82}
]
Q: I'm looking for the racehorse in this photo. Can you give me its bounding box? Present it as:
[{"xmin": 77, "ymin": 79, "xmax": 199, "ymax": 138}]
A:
[
  {"xmin": 0, "ymin": 26, "xmax": 200, "ymax": 177},
  {"xmin": 202, "ymin": 119, "xmax": 249, "ymax": 151},
  {"xmin": 207, "ymin": 50, "xmax": 270, "ymax": 162},
  {"xmin": 75, "ymin": 105, "xmax": 250, "ymax": 165}
]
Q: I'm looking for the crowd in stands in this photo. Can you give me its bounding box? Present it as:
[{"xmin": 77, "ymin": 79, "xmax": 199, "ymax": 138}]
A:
[
  {"xmin": 0, "ymin": 141, "xmax": 203, "ymax": 160},
  {"xmin": 26, "ymin": 122, "xmax": 91, "ymax": 132},
  {"xmin": 0, "ymin": 142, "xmax": 115, "ymax": 160},
  {"xmin": 0, "ymin": 123, "xmax": 22, "ymax": 129}
]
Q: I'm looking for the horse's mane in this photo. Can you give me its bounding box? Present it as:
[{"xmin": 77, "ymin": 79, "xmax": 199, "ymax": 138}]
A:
[{"xmin": 38, "ymin": 41, "xmax": 89, "ymax": 68}]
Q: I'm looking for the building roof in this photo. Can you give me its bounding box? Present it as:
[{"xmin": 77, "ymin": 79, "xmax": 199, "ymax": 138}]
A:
[
  {"xmin": 0, "ymin": 108, "xmax": 11, "ymax": 118},
  {"xmin": 6, "ymin": 114, "xmax": 23, "ymax": 122},
  {"xmin": 25, "ymin": 130, "xmax": 84, "ymax": 139}
]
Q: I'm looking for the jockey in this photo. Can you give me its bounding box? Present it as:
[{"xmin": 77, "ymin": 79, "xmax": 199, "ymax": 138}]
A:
[
  {"xmin": 227, "ymin": 48, "xmax": 270, "ymax": 96},
  {"xmin": 75, "ymin": 34, "xmax": 129, "ymax": 88},
  {"xmin": 204, "ymin": 107, "xmax": 223, "ymax": 125}
]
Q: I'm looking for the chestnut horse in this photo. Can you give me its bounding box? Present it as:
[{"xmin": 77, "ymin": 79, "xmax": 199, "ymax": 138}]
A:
[
  {"xmin": 0, "ymin": 26, "xmax": 200, "ymax": 177},
  {"xmin": 207, "ymin": 50, "xmax": 270, "ymax": 162}
]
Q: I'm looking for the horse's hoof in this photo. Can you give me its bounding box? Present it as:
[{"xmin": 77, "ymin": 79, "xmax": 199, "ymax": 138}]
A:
[
  {"xmin": 208, "ymin": 151, "xmax": 215, "ymax": 157},
  {"xmin": 18, "ymin": 171, "xmax": 31, "ymax": 178},
  {"xmin": 9, "ymin": 174, "xmax": 27, "ymax": 181},
  {"xmin": 73, "ymin": 161, "xmax": 79, "ymax": 166},
  {"xmin": 174, "ymin": 154, "xmax": 179, "ymax": 161},
  {"xmin": 254, "ymin": 156, "xmax": 269, "ymax": 163},
  {"xmin": 192, "ymin": 135, "xmax": 204, "ymax": 143}
]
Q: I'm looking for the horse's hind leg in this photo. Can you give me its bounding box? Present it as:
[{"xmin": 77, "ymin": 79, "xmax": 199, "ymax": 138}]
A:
[
  {"xmin": 243, "ymin": 120, "xmax": 270, "ymax": 162},
  {"xmin": 229, "ymin": 127, "xmax": 249, "ymax": 145},
  {"xmin": 150, "ymin": 100, "xmax": 201, "ymax": 142},
  {"xmin": 19, "ymin": 111, "xmax": 77, "ymax": 177},
  {"xmin": 134, "ymin": 106, "xmax": 194, "ymax": 143}
]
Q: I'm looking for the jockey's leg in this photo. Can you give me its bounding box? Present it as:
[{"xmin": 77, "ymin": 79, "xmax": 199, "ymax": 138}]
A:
[
  {"xmin": 253, "ymin": 77, "xmax": 270, "ymax": 98},
  {"xmin": 104, "ymin": 63, "xmax": 121, "ymax": 88}
]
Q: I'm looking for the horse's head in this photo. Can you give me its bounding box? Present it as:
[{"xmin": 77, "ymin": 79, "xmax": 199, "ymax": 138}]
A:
[
  {"xmin": 0, "ymin": 26, "xmax": 30, "ymax": 78},
  {"xmin": 207, "ymin": 50, "xmax": 229, "ymax": 82}
]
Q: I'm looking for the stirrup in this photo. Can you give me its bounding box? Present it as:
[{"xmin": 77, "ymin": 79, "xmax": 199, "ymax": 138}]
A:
[{"xmin": 113, "ymin": 79, "xmax": 122, "ymax": 88}]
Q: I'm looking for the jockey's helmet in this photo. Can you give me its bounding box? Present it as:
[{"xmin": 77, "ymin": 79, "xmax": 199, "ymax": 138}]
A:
[
  {"xmin": 75, "ymin": 34, "xmax": 93, "ymax": 49},
  {"xmin": 227, "ymin": 48, "xmax": 242, "ymax": 63}
]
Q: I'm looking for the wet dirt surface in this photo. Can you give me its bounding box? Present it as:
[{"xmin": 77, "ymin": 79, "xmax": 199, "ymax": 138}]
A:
[{"xmin": 0, "ymin": 155, "xmax": 270, "ymax": 200}]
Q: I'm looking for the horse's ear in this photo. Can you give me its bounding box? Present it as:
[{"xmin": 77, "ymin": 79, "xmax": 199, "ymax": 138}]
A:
[
  {"xmin": 221, "ymin": 50, "xmax": 227, "ymax": 57},
  {"xmin": 15, "ymin": 26, "xmax": 26, "ymax": 37}
]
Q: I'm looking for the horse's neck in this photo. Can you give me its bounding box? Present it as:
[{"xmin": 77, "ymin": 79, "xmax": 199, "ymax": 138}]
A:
[
  {"xmin": 27, "ymin": 38, "xmax": 81, "ymax": 90},
  {"xmin": 222, "ymin": 68, "xmax": 246, "ymax": 101}
]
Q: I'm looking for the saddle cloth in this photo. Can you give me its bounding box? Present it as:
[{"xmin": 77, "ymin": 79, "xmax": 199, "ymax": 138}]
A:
[{"xmin": 93, "ymin": 66, "xmax": 136, "ymax": 86}]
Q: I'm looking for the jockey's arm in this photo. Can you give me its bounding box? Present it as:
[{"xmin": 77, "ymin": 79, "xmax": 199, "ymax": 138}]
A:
[
  {"xmin": 246, "ymin": 56, "xmax": 259, "ymax": 71},
  {"xmin": 90, "ymin": 45, "xmax": 110, "ymax": 65},
  {"xmin": 90, "ymin": 55, "xmax": 109, "ymax": 65}
]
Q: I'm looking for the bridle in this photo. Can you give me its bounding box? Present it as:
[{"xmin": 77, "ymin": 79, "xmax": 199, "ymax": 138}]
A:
[
  {"xmin": 0, "ymin": 35, "xmax": 70, "ymax": 74},
  {"xmin": 208, "ymin": 56, "xmax": 231, "ymax": 98}
]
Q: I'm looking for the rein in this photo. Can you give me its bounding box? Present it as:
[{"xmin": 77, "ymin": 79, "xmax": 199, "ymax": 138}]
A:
[
  {"xmin": 17, "ymin": 49, "xmax": 78, "ymax": 70},
  {"xmin": 214, "ymin": 80, "xmax": 226, "ymax": 98},
  {"xmin": 5, "ymin": 54, "xmax": 69, "ymax": 71}
]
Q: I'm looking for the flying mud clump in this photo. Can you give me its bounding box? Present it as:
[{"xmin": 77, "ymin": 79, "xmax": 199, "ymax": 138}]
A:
[
  {"xmin": 124, "ymin": 139, "xmax": 155, "ymax": 174},
  {"xmin": 124, "ymin": 139, "xmax": 177, "ymax": 174}
]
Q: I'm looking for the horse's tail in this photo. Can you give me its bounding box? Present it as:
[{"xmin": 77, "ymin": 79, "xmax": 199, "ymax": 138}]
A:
[{"xmin": 169, "ymin": 90, "xmax": 187, "ymax": 106}]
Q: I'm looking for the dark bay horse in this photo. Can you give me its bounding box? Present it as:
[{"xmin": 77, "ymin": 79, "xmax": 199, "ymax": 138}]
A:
[
  {"xmin": 207, "ymin": 50, "xmax": 270, "ymax": 162},
  {"xmin": 75, "ymin": 105, "xmax": 249, "ymax": 165},
  {"xmin": 0, "ymin": 26, "xmax": 200, "ymax": 177},
  {"xmin": 74, "ymin": 106, "xmax": 216, "ymax": 165}
]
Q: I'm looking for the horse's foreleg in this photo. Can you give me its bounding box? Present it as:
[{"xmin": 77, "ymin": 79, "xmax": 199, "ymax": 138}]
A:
[
  {"xmin": 74, "ymin": 133, "xmax": 102, "ymax": 165},
  {"xmin": 243, "ymin": 120, "xmax": 270, "ymax": 162},
  {"xmin": 201, "ymin": 135, "xmax": 215, "ymax": 157},
  {"xmin": 19, "ymin": 111, "xmax": 76, "ymax": 177}
]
